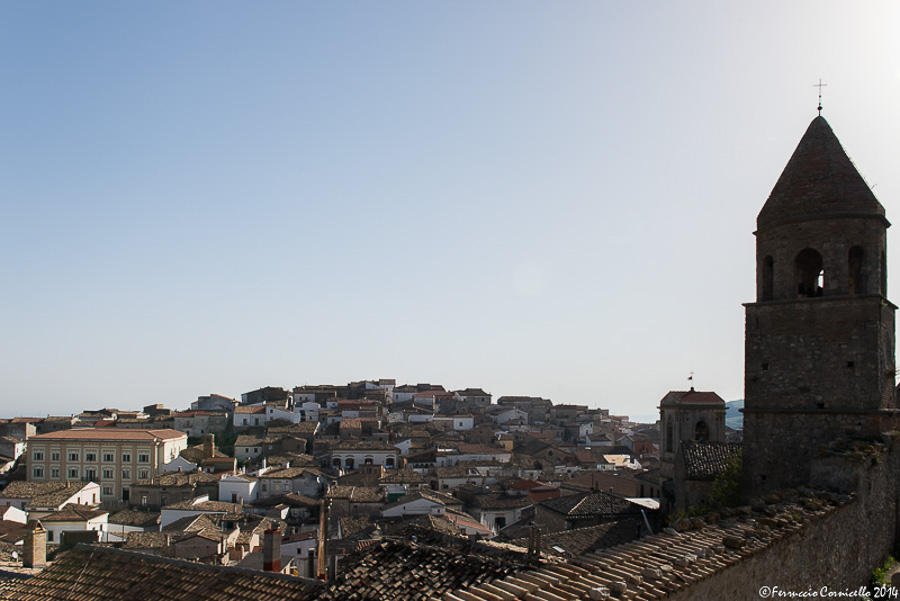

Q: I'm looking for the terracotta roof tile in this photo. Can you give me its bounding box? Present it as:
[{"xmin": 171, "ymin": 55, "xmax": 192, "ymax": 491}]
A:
[
  {"xmin": 0, "ymin": 545, "xmax": 322, "ymax": 600},
  {"xmin": 316, "ymin": 538, "xmax": 534, "ymax": 601},
  {"xmin": 449, "ymin": 488, "xmax": 854, "ymax": 601},
  {"xmin": 29, "ymin": 428, "xmax": 186, "ymax": 441},
  {"xmin": 659, "ymin": 390, "xmax": 726, "ymax": 407},
  {"xmin": 680, "ymin": 441, "xmax": 741, "ymax": 480}
]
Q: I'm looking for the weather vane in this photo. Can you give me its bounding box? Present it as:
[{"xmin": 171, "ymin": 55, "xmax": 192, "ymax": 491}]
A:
[{"xmin": 814, "ymin": 79, "xmax": 827, "ymax": 115}]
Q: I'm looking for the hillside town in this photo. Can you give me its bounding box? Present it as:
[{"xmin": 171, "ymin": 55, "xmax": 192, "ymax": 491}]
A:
[{"xmin": 0, "ymin": 380, "xmax": 726, "ymax": 584}]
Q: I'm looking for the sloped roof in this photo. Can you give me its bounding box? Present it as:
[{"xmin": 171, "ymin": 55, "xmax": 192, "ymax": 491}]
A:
[
  {"xmin": 447, "ymin": 488, "xmax": 854, "ymax": 601},
  {"xmin": 680, "ymin": 440, "xmax": 742, "ymax": 480},
  {"xmin": 471, "ymin": 492, "xmax": 533, "ymax": 511},
  {"xmin": 0, "ymin": 545, "xmax": 322, "ymax": 601},
  {"xmin": 161, "ymin": 513, "xmax": 219, "ymax": 533},
  {"xmin": 659, "ymin": 389, "xmax": 726, "ymax": 407},
  {"xmin": 234, "ymin": 434, "xmax": 265, "ymax": 447},
  {"xmin": 108, "ymin": 510, "xmax": 160, "ymax": 528},
  {"xmin": 382, "ymin": 513, "xmax": 464, "ymax": 539},
  {"xmin": 758, "ymin": 115, "xmax": 886, "ymax": 232},
  {"xmin": 134, "ymin": 470, "xmax": 219, "ymax": 487},
  {"xmin": 315, "ymin": 538, "xmax": 533, "ymax": 601},
  {"xmin": 325, "ymin": 486, "xmax": 384, "ymax": 503},
  {"xmin": 539, "ymin": 489, "xmax": 638, "ymax": 519},
  {"xmin": 379, "ymin": 468, "xmax": 425, "ymax": 485},
  {"xmin": 0, "ymin": 481, "xmax": 93, "ymax": 507},
  {"xmin": 40, "ymin": 504, "xmax": 107, "ymax": 523},
  {"xmin": 509, "ymin": 519, "xmax": 642, "ymax": 558},
  {"xmin": 260, "ymin": 466, "xmax": 323, "ymax": 480},
  {"xmin": 162, "ymin": 498, "xmax": 241, "ymax": 513},
  {"xmin": 29, "ymin": 428, "xmax": 185, "ymax": 441}
]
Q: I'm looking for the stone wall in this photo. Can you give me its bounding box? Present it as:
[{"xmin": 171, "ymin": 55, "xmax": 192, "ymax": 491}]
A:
[
  {"xmin": 671, "ymin": 443, "xmax": 900, "ymax": 601},
  {"xmin": 743, "ymin": 294, "xmax": 898, "ymax": 494}
]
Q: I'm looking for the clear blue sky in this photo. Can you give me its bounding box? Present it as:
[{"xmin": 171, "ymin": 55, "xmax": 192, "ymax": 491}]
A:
[{"xmin": 3, "ymin": 1, "xmax": 900, "ymax": 420}]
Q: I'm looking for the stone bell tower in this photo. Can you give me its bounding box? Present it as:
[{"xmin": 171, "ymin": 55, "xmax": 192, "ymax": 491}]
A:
[{"xmin": 742, "ymin": 115, "xmax": 898, "ymax": 496}]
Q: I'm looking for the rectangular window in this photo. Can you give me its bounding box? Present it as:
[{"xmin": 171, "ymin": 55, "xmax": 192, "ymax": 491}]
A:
[
  {"xmin": 85, "ymin": 452, "xmax": 97, "ymax": 462},
  {"xmin": 102, "ymin": 486, "xmax": 113, "ymax": 496},
  {"xmin": 102, "ymin": 468, "xmax": 113, "ymax": 479},
  {"xmin": 32, "ymin": 467, "xmax": 44, "ymax": 478},
  {"xmin": 51, "ymin": 467, "xmax": 60, "ymax": 479},
  {"xmin": 122, "ymin": 469, "xmax": 131, "ymax": 480},
  {"xmin": 68, "ymin": 451, "xmax": 79, "ymax": 461},
  {"xmin": 51, "ymin": 451, "xmax": 60, "ymax": 461},
  {"xmin": 103, "ymin": 453, "xmax": 114, "ymax": 462},
  {"xmin": 32, "ymin": 450, "xmax": 44, "ymax": 461},
  {"xmin": 85, "ymin": 469, "xmax": 97, "ymax": 481},
  {"xmin": 68, "ymin": 467, "xmax": 79, "ymax": 479},
  {"xmin": 138, "ymin": 469, "xmax": 149, "ymax": 480},
  {"xmin": 122, "ymin": 453, "xmax": 131, "ymax": 463},
  {"xmin": 138, "ymin": 453, "xmax": 150, "ymax": 463}
]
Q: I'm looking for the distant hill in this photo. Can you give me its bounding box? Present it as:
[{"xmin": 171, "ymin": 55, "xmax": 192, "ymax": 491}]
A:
[{"xmin": 726, "ymin": 399, "xmax": 743, "ymax": 430}]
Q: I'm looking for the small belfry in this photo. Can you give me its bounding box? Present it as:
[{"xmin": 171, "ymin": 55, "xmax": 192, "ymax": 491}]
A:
[{"xmin": 742, "ymin": 113, "xmax": 899, "ymax": 496}]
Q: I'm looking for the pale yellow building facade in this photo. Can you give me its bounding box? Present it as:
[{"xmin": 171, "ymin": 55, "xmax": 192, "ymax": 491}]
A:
[{"xmin": 27, "ymin": 428, "xmax": 188, "ymax": 503}]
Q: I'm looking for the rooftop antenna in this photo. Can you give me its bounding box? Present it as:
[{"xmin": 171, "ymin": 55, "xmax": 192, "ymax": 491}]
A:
[{"xmin": 814, "ymin": 79, "xmax": 827, "ymax": 115}]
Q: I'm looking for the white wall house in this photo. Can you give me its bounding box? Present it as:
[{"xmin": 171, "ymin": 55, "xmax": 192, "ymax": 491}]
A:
[
  {"xmin": 295, "ymin": 402, "xmax": 320, "ymax": 423},
  {"xmin": 159, "ymin": 495, "xmax": 233, "ymax": 529},
  {"xmin": 42, "ymin": 506, "xmax": 108, "ymax": 544},
  {"xmin": 0, "ymin": 505, "xmax": 27, "ymax": 524},
  {"xmin": 493, "ymin": 408, "xmax": 528, "ymax": 426},
  {"xmin": 233, "ymin": 405, "xmax": 267, "ymax": 429},
  {"xmin": 407, "ymin": 414, "xmax": 434, "ymax": 424},
  {"xmin": 160, "ymin": 456, "xmax": 198, "ymax": 473},
  {"xmin": 329, "ymin": 442, "xmax": 399, "ymax": 471},
  {"xmin": 234, "ymin": 435, "xmax": 265, "ymax": 463},
  {"xmin": 381, "ymin": 494, "xmax": 446, "ymax": 518},
  {"xmin": 219, "ymin": 473, "xmax": 259, "ymax": 504},
  {"xmin": 433, "ymin": 415, "xmax": 474, "ymax": 431},
  {"xmin": 0, "ymin": 481, "xmax": 102, "ymax": 516}
]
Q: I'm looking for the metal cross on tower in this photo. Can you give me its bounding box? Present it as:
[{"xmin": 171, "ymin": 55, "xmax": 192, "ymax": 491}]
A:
[{"xmin": 814, "ymin": 79, "xmax": 827, "ymax": 115}]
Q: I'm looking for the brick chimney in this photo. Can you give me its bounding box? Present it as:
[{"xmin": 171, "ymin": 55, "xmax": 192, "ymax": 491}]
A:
[
  {"xmin": 262, "ymin": 526, "xmax": 282, "ymax": 572},
  {"xmin": 23, "ymin": 520, "xmax": 47, "ymax": 568},
  {"xmin": 203, "ymin": 434, "xmax": 215, "ymax": 459}
]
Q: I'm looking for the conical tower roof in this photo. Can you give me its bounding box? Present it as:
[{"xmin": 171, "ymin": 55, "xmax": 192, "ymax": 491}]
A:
[{"xmin": 757, "ymin": 116, "xmax": 885, "ymax": 232}]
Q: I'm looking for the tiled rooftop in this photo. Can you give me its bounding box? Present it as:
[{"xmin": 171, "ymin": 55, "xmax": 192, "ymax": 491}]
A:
[
  {"xmin": 0, "ymin": 481, "xmax": 92, "ymax": 508},
  {"xmin": 659, "ymin": 390, "xmax": 726, "ymax": 407},
  {"xmin": 0, "ymin": 545, "xmax": 322, "ymax": 601},
  {"xmin": 540, "ymin": 489, "xmax": 639, "ymax": 519},
  {"xmin": 325, "ymin": 486, "xmax": 384, "ymax": 504},
  {"xmin": 681, "ymin": 440, "xmax": 742, "ymax": 480},
  {"xmin": 510, "ymin": 519, "xmax": 643, "ymax": 558},
  {"xmin": 317, "ymin": 537, "xmax": 535, "ymax": 601},
  {"xmin": 445, "ymin": 489, "xmax": 854, "ymax": 601},
  {"xmin": 39, "ymin": 504, "xmax": 107, "ymax": 523},
  {"xmin": 471, "ymin": 492, "xmax": 534, "ymax": 511},
  {"xmin": 134, "ymin": 470, "xmax": 220, "ymax": 487},
  {"xmin": 29, "ymin": 428, "xmax": 186, "ymax": 441},
  {"xmin": 108, "ymin": 509, "xmax": 160, "ymax": 528}
]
